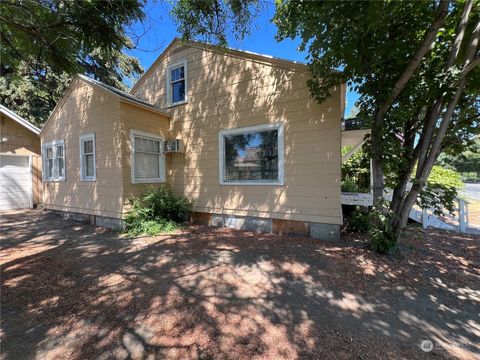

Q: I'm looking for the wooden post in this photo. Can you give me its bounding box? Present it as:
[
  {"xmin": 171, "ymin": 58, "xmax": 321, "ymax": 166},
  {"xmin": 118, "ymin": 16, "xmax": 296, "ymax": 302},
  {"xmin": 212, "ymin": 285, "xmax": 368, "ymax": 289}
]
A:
[
  {"xmin": 422, "ymin": 208, "xmax": 429, "ymax": 229},
  {"xmin": 458, "ymin": 199, "xmax": 468, "ymax": 233}
]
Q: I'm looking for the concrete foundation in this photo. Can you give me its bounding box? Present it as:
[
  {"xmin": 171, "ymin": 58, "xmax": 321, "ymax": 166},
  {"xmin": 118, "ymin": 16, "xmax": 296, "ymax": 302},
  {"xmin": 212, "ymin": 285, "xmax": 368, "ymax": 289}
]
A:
[
  {"xmin": 192, "ymin": 211, "xmax": 341, "ymax": 241},
  {"xmin": 50, "ymin": 209, "xmax": 123, "ymax": 229}
]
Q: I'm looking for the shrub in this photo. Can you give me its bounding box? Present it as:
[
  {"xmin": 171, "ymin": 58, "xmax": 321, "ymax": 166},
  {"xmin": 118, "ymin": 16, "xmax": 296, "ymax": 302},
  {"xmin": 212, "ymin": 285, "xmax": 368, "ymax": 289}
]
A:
[
  {"xmin": 341, "ymin": 175, "xmax": 359, "ymax": 192},
  {"xmin": 124, "ymin": 185, "xmax": 191, "ymax": 237},
  {"xmin": 345, "ymin": 206, "xmax": 369, "ymax": 233},
  {"xmin": 344, "ymin": 205, "xmax": 398, "ymax": 254},
  {"xmin": 367, "ymin": 207, "xmax": 397, "ymax": 254}
]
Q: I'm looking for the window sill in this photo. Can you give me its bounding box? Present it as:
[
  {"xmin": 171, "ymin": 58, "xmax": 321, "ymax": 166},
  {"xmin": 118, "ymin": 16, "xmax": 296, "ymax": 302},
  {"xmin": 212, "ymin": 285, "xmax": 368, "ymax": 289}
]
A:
[
  {"xmin": 131, "ymin": 179, "xmax": 166, "ymax": 184},
  {"xmin": 80, "ymin": 178, "xmax": 96, "ymax": 182},
  {"xmin": 220, "ymin": 181, "xmax": 285, "ymax": 186},
  {"xmin": 166, "ymin": 100, "xmax": 187, "ymax": 108}
]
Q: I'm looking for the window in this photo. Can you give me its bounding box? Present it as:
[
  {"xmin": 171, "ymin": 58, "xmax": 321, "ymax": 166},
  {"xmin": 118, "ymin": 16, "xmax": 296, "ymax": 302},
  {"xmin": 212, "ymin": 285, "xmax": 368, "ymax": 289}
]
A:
[
  {"xmin": 219, "ymin": 123, "xmax": 284, "ymax": 185},
  {"xmin": 80, "ymin": 133, "xmax": 96, "ymax": 181},
  {"xmin": 130, "ymin": 130, "xmax": 165, "ymax": 183},
  {"xmin": 42, "ymin": 140, "xmax": 65, "ymax": 181},
  {"xmin": 167, "ymin": 60, "xmax": 187, "ymax": 106}
]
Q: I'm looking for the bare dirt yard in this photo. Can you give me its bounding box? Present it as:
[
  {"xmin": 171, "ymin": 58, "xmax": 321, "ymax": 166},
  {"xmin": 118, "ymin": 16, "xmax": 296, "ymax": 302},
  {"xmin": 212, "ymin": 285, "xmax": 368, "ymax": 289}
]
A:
[{"xmin": 1, "ymin": 210, "xmax": 479, "ymax": 360}]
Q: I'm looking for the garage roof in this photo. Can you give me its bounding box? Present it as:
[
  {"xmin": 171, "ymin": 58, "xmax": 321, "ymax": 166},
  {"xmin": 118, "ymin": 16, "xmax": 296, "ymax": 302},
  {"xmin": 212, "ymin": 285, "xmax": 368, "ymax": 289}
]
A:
[{"xmin": 0, "ymin": 105, "xmax": 41, "ymax": 135}]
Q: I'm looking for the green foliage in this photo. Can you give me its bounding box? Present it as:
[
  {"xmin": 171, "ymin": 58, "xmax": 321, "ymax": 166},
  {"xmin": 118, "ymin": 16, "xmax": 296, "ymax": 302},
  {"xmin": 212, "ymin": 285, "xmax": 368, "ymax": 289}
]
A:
[
  {"xmin": 367, "ymin": 207, "xmax": 397, "ymax": 254},
  {"xmin": 0, "ymin": 0, "xmax": 145, "ymax": 125},
  {"xmin": 341, "ymin": 145, "xmax": 371, "ymax": 193},
  {"xmin": 341, "ymin": 175, "xmax": 359, "ymax": 193},
  {"xmin": 345, "ymin": 207, "xmax": 369, "ymax": 234},
  {"xmin": 438, "ymin": 137, "xmax": 480, "ymax": 177},
  {"xmin": 418, "ymin": 166, "xmax": 463, "ymax": 216},
  {"xmin": 124, "ymin": 186, "xmax": 191, "ymax": 237},
  {"xmin": 344, "ymin": 205, "xmax": 397, "ymax": 253},
  {"xmin": 170, "ymin": 0, "xmax": 260, "ymax": 46}
]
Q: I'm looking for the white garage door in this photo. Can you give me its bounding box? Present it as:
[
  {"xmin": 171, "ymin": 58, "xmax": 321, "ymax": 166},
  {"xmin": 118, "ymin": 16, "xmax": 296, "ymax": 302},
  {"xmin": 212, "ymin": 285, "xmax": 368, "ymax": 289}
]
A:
[{"xmin": 0, "ymin": 155, "xmax": 32, "ymax": 210}]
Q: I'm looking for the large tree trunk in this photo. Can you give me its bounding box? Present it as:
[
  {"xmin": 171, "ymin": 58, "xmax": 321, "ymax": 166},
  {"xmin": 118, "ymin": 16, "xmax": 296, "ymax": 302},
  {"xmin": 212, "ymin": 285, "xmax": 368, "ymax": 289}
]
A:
[{"xmin": 370, "ymin": 0, "xmax": 449, "ymax": 206}]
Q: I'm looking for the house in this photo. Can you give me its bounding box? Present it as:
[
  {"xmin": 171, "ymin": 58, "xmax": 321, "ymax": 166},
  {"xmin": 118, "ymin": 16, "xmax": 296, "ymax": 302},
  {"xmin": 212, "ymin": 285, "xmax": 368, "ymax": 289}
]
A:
[
  {"xmin": 0, "ymin": 105, "xmax": 42, "ymax": 210},
  {"xmin": 40, "ymin": 38, "xmax": 346, "ymax": 239}
]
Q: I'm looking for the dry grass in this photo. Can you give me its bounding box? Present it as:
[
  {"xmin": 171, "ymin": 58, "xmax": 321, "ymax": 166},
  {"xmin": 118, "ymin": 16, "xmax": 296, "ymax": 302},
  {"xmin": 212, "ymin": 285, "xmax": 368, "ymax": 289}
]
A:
[
  {"xmin": 1, "ymin": 210, "xmax": 479, "ymax": 360},
  {"xmin": 467, "ymin": 199, "xmax": 480, "ymax": 227}
]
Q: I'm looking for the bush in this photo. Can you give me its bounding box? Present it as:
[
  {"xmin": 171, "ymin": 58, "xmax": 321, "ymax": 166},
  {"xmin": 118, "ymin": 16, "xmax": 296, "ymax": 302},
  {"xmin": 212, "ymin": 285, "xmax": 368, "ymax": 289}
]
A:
[
  {"xmin": 124, "ymin": 185, "xmax": 191, "ymax": 237},
  {"xmin": 344, "ymin": 205, "xmax": 398, "ymax": 254},
  {"xmin": 345, "ymin": 206, "xmax": 369, "ymax": 233},
  {"xmin": 367, "ymin": 208, "xmax": 397, "ymax": 254},
  {"xmin": 341, "ymin": 175, "xmax": 359, "ymax": 192}
]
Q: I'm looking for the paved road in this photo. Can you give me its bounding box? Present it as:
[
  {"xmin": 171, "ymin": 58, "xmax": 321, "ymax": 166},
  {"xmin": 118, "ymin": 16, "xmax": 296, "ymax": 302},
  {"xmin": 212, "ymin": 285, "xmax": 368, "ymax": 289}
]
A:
[{"xmin": 462, "ymin": 183, "xmax": 480, "ymax": 201}]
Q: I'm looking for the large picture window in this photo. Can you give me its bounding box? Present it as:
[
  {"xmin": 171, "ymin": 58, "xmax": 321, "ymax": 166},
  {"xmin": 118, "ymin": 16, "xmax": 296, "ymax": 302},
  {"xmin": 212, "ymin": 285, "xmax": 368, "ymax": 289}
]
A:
[
  {"xmin": 130, "ymin": 130, "xmax": 165, "ymax": 183},
  {"xmin": 42, "ymin": 140, "xmax": 65, "ymax": 181},
  {"xmin": 219, "ymin": 123, "xmax": 284, "ymax": 185},
  {"xmin": 79, "ymin": 133, "xmax": 96, "ymax": 181},
  {"xmin": 167, "ymin": 60, "xmax": 187, "ymax": 106}
]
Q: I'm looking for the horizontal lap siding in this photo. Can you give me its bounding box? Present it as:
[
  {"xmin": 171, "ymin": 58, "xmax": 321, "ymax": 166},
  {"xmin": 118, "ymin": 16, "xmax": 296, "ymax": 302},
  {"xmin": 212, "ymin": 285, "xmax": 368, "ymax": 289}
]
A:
[
  {"xmin": 120, "ymin": 103, "xmax": 170, "ymax": 211},
  {"xmin": 133, "ymin": 44, "xmax": 342, "ymax": 225},
  {"xmin": 41, "ymin": 82, "xmax": 124, "ymax": 218}
]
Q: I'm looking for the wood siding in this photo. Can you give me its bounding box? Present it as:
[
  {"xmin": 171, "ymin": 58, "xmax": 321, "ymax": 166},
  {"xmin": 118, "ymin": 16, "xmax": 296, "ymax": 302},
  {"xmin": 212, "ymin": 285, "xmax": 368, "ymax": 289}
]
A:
[
  {"xmin": 41, "ymin": 81, "xmax": 125, "ymax": 218},
  {"xmin": 0, "ymin": 114, "xmax": 42, "ymax": 205},
  {"xmin": 133, "ymin": 44, "xmax": 343, "ymax": 225},
  {"xmin": 119, "ymin": 102, "xmax": 170, "ymax": 212}
]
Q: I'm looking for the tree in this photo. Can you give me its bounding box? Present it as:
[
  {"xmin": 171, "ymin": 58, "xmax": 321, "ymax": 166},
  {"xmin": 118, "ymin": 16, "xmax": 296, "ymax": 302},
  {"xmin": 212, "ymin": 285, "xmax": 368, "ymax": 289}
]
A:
[
  {"xmin": 0, "ymin": 0, "xmax": 146, "ymax": 124},
  {"xmin": 171, "ymin": 0, "xmax": 479, "ymax": 247}
]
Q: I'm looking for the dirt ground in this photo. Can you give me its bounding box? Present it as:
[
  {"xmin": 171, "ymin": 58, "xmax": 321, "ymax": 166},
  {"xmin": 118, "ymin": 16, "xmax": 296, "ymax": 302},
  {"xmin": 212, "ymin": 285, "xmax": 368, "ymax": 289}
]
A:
[{"xmin": 1, "ymin": 210, "xmax": 479, "ymax": 360}]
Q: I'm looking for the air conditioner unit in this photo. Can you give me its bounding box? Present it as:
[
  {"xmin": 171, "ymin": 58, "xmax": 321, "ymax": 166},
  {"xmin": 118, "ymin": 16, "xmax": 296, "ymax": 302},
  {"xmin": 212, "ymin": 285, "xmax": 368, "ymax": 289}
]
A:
[{"xmin": 164, "ymin": 139, "xmax": 184, "ymax": 153}]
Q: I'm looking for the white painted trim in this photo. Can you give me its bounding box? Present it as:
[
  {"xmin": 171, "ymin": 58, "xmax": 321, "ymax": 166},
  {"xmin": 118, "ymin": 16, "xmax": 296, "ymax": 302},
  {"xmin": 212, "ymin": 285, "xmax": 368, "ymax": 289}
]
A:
[
  {"xmin": 41, "ymin": 139, "xmax": 66, "ymax": 182},
  {"xmin": 130, "ymin": 129, "xmax": 166, "ymax": 184},
  {"xmin": 0, "ymin": 105, "xmax": 41, "ymax": 135},
  {"xmin": 166, "ymin": 59, "xmax": 188, "ymax": 107},
  {"xmin": 28, "ymin": 155, "xmax": 33, "ymax": 208},
  {"xmin": 218, "ymin": 122, "xmax": 285, "ymax": 186},
  {"xmin": 79, "ymin": 133, "xmax": 96, "ymax": 181}
]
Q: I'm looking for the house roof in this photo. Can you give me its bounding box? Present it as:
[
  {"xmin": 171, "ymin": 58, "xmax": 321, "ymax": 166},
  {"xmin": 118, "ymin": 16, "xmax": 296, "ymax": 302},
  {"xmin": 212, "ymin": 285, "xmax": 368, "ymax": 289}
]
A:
[
  {"xmin": 77, "ymin": 75, "xmax": 170, "ymax": 117},
  {"xmin": 41, "ymin": 75, "xmax": 170, "ymax": 136},
  {"xmin": 130, "ymin": 37, "xmax": 313, "ymax": 94},
  {"xmin": 0, "ymin": 105, "xmax": 41, "ymax": 135}
]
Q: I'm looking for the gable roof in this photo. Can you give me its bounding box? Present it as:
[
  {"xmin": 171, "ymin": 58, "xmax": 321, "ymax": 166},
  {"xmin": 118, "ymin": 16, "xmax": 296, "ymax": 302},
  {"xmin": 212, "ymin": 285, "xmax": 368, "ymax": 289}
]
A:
[
  {"xmin": 130, "ymin": 37, "xmax": 311, "ymax": 94},
  {"xmin": 0, "ymin": 105, "xmax": 41, "ymax": 135},
  {"xmin": 41, "ymin": 75, "xmax": 170, "ymax": 136}
]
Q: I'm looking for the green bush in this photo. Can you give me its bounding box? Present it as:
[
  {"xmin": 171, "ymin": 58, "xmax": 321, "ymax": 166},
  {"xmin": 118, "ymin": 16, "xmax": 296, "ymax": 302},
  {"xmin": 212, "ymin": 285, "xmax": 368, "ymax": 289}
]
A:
[
  {"xmin": 367, "ymin": 208, "xmax": 397, "ymax": 254},
  {"xmin": 345, "ymin": 205, "xmax": 398, "ymax": 254},
  {"xmin": 345, "ymin": 206, "xmax": 370, "ymax": 233},
  {"xmin": 341, "ymin": 175, "xmax": 359, "ymax": 192},
  {"xmin": 124, "ymin": 185, "xmax": 191, "ymax": 237}
]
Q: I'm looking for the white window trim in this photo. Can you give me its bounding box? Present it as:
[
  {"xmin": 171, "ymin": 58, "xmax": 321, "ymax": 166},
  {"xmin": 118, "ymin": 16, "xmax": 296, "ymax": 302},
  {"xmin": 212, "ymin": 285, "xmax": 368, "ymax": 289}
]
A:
[
  {"xmin": 42, "ymin": 139, "xmax": 66, "ymax": 182},
  {"xmin": 218, "ymin": 122, "xmax": 285, "ymax": 186},
  {"xmin": 166, "ymin": 59, "xmax": 188, "ymax": 107},
  {"xmin": 130, "ymin": 129, "xmax": 166, "ymax": 184},
  {"xmin": 79, "ymin": 133, "xmax": 96, "ymax": 181}
]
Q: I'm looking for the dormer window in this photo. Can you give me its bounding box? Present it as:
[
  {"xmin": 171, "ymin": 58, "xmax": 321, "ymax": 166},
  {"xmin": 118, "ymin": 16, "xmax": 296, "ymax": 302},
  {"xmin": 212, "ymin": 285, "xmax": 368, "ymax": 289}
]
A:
[{"xmin": 167, "ymin": 60, "xmax": 187, "ymax": 106}]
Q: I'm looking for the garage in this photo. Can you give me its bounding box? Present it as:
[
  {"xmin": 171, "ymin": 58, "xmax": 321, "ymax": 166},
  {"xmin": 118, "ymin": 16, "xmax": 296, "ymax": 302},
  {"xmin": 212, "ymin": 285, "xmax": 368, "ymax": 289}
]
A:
[{"xmin": 0, "ymin": 154, "xmax": 32, "ymax": 210}]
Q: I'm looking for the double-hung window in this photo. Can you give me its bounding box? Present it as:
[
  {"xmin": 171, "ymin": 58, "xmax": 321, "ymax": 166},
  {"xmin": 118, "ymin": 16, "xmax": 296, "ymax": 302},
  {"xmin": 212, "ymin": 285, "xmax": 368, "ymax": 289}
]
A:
[
  {"xmin": 131, "ymin": 130, "xmax": 165, "ymax": 183},
  {"xmin": 167, "ymin": 60, "xmax": 187, "ymax": 106},
  {"xmin": 219, "ymin": 123, "xmax": 284, "ymax": 185},
  {"xmin": 79, "ymin": 133, "xmax": 96, "ymax": 181},
  {"xmin": 43, "ymin": 140, "xmax": 65, "ymax": 181}
]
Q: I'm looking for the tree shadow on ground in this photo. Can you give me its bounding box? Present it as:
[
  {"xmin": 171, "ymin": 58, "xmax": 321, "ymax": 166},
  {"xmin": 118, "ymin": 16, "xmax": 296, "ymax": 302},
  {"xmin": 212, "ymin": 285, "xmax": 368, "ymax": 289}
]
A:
[{"xmin": 1, "ymin": 210, "xmax": 479, "ymax": 359}]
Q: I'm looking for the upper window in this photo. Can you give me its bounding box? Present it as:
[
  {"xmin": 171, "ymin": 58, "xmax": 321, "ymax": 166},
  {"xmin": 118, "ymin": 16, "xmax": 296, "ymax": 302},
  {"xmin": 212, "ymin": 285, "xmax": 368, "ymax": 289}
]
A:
[
  {"xmin": 130, "ymin": 130, "xmax": 165, "ymax": 183},
  {"xmin": 79, "ymin": 133, "xmax": 96, "ymax": 181},
  {"xmin": 43, "ymin": 140, "xmax": 65, "ymax": 181},
  {"xmin": 219, "ymin": 123, "xmax": 284, "ymax": 185},
  {"xmin": 167, "ymin": 60, "xmax": 187, "ymax": 106}
]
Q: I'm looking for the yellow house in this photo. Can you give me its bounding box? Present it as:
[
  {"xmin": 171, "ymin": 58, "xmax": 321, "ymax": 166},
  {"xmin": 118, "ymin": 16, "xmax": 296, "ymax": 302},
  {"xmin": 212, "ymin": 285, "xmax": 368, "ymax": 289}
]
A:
[
  {"xmin": 0, "ymin": 105, "xmax": 42, "ymax": 210},
  {"xmin": 40, "ymin": 38, "xmax": 345, "ymax": 239}
]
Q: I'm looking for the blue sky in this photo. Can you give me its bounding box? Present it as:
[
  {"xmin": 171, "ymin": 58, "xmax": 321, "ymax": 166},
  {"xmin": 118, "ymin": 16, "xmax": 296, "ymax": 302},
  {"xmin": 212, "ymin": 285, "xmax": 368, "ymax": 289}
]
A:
[{"xmin": 128, "ymin": 1, "xmax": 359, "ymax": 117}]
